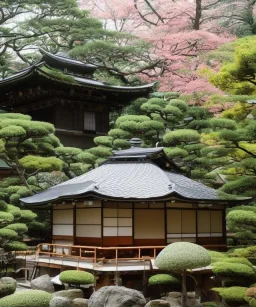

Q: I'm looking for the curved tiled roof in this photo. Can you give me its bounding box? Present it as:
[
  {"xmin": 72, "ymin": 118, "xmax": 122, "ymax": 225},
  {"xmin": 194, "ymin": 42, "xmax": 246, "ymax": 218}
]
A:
[
  {"xmin": 0, "ymin": 64, "xmax": 155, "ymax": 94},
  {"xmin": 21, "ymin": 159, "xmax": 220, "ymax": 205},
  {"xmin": 40, "ymin": 48, "xmax": 97, "ymax": 73}
]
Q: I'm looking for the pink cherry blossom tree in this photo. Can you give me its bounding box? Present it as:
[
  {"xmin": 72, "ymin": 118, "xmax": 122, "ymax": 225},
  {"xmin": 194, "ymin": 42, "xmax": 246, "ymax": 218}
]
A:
[{"xmin": 80, "ymin": 0, "xmax": 236, "ymax": 94}]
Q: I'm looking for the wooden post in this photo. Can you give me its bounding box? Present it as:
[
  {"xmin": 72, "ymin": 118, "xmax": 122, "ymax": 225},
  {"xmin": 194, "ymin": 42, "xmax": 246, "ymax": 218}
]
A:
[
  {"xmin": 114, "ymin": 271, "xmax": 120, "ymax": 286},
  {"xmin": 142, "ymin": 269, "xmax": 148, "ymax": 297},
  {"xmin": 182, "ymin": 269, "xmax": 187, "ymax": 307}
]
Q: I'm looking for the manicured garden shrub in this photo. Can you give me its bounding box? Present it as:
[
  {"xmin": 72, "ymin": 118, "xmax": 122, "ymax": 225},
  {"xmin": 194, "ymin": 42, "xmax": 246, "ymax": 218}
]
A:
[
  {"xmin": 213, "ymin": 287, "xmax": 248, "ymax": 304},
  {"xmin": 156, "ymin": 242, "xmax": 211, "ymax": 306},
  {"xmin": 247, "ymin": 299, "xmax": 256, "ymax": 307},
  {"xmin": 156, "ymin": 242, "xmax": 211, "ymax": 271},
  {"xmin": 208, "ymin": 251, "xmax": 228, "ymax": 263},
  {"xmin": 5, "ymin": 223, "xmax": 28, "ymax": 234},
  {"xmin": 231, "ymin": 246, "xmax": 256, "ymax": 258},
  {"xmin": 59, "ymin": 270, "xmax": 94, "ymax": 285},
  {"xmin": 0, "ymin": 289, "xmax": 52, "ymax": 307},
  {"xmin": 212, "ymin": 262, "xmax": 256, "ymax": 278},
  {"xmin": 148, "ymin": 274, "xmax": 180, "ymax": 286},
  {"xmin": 0, "ymin": 229, "xmax": 18, "ymax": 241},
  {"xmin": 219, "ymin": 257, "xmax": 254, "ymax": 267},
  {"xmin": 0, "ymin": 277, "xmax": 16, "ymax": 298},
  {"xmin": 4, "ymin": 241, "xmax": 28, "ymax": 251}
]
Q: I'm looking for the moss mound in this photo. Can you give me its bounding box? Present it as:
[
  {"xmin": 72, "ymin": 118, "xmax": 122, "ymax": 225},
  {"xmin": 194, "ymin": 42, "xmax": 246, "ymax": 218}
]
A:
[
  {"xmin": 59, "ymin": 270, "xmax": 94, "ymax": 285},
  {"xmin": 148, "ymin": 274, "xmax": 180, "ymax": 286},
  {"xmin": 0, "ymin": 289, "xmax": 52, "ymax": 307}
]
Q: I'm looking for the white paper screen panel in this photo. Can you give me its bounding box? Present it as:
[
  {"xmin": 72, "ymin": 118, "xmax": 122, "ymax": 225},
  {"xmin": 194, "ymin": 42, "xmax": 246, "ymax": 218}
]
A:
[
  {"xmin": 182, "ymin": 210, "xmax": 196, "ymax": 233},
  {"xmin": 167, "ymin": 210, "xmax": 181, "ymax": 233},
  {"xmin": 118, "ymin": 227, "xmax": 132, "ymax": 236},
  {"xmin": 53, "ymin": 209, "xmax": 73, "ymax": 224},
  {"xmin": 76, "ymin": 208, "xmax": 101, "ymax": 224},
  {"xmin": 118, "ymin": 209, "xmax": 132, "ymax": 217},
  {"xmin": 53, "ymin": 225, "xmax": 73, "ymax": 236},
  {"xmin": 103, "ymin": 227, "xmax": 118, "ymax": 236},
  {"xmin": 76, "ymin": 225, "xmax": 101, "ymax": 237},
  {"xmin": 104, "ymin": 208, "xmax": 118, "ymax": 217},
  {"xmin": 104, "ymin": 218, "xmax": 118, "ymax": 227},
  {"xmin": 198, "ymin": 211, "xmax": 211, "ymax": 233},
  {"xmin": 211, "ymin": 211, "xmax": 223, "ymax": 233},
  {"xmin": 118, "ymin": 218, "xmax": 132, "ymax": 227},
  {"xmin": 134, "ymin": 209, "xmax": 164, "ymax": 239}
]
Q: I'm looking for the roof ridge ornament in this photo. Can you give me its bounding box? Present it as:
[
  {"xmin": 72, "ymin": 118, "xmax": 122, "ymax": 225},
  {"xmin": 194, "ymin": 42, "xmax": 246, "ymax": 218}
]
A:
[{"xmin": 129, "ymin": 138, "xmax": 142, "ymax": 148}]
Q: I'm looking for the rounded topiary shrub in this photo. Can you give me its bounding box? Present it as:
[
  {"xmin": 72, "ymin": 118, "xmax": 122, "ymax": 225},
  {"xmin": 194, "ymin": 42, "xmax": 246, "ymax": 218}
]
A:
[
  {"xmin": 212, "ymin": 262, "xmax": 256, "ymax": 278},
  {"xmin": 4, "ymin": 241, "xmax": 28, "ymax": 251},
  {"xmin": 59, "ymin": 270, "xmax": 94, "ymax": 285},
  {"xmin": 0, "ymin": 277, "xmax": 16, "ymax": 298},
  {"xmin": 0, "ymin": 289, "xmax": 52, "ymax": 307},
  {"xmin": 148, "ymin": 274, "xmax": 180, "ymax": 286},
  {"xmin": 213, "ymin": 287, "xmax": 248, "ymax": 304},
  {"xmin": 156, "ymin": 242, "xmax": 211, "ymax": 271}
]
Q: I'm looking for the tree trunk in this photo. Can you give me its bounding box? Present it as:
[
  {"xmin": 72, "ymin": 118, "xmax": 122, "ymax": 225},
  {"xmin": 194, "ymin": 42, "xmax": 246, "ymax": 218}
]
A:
[
  {"xmin": 14, "ymin": 164, "xmax": 32, "ymax": 192},
  {"xmin": 182, "ymin": 269, "xmax": 187, "ymax": 307},
  {"xmin": 194, "ymin": 0, "xmax": 202, "ymax": 30}
]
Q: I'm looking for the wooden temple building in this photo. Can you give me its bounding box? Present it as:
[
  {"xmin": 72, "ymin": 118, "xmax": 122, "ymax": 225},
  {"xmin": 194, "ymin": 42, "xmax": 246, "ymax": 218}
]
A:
[
  {"xmin": 0, "ymin": 49, "xmax": 155, "ymax": 148},
  {"xmin": 20, "ymin": 140, "xmax": 248, "ymax": 288}
]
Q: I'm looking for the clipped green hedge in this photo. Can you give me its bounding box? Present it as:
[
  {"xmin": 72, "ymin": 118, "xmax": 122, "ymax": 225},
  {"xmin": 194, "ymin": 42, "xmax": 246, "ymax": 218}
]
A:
[
  {"xmin": 247, "ymin": 298, "xmax": 256, "ymax": 307},
  {"xmin": 59, "ymin": 270, "xmax": 94, "ymax": 285},
  {"xmin": 148, "ymin": 274, "xmax": 180, "ymax": 286},
  {"xmin": 5, "ymin": 223, "xmax": 28, "ymax": 234},
  {"xmin": 212, "ymin": 262, "xmax": 256, "ymax": 278},
  {"xmin": 0, "ymin": 229, "xmax": 18, "ymax": 240},
  {"xmin": 0, "ymin": 278, "xmax": 16, "ymax": 298},
  {"xmin": 221, "ymin": 257, "xmax": 253, "ymax": 267},
  {"xmin": 0, "ymin": 289, "xmax": 52, "ymax": 307},
  {"xmin": 4, "ymin": 241, "xmax": 28, "ymax": 251},
  {"xmin": 208, "ymin": 251, "xmax": 228, "ymax": 263},
  {"xmin": 155, "ymin": 242, "xmax": 211, "ymax": 271},
  {"xmin": 213, "ymin": 287, "xmax": 248, "ymax": 303},
  {"xmin": 231, "ymin": 246, "xmax": 256, "ymax": 258}
]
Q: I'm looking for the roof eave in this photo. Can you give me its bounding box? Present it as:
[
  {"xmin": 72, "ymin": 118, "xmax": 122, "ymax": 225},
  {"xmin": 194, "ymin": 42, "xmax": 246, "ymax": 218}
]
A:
[{"xmin": 21, "ymin": 190, "xmax": 249, "ymax": 208}]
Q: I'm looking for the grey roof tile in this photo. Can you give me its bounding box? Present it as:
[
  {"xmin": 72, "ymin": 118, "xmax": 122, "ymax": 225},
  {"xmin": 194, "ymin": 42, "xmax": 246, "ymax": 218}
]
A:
[
  {"xmin": 21, "ymin": 161, "xmax": 219, "ymax": 205},
  {"xmin": 164, "ymin": 172, "xmax": 218, "ymax": 200}
]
